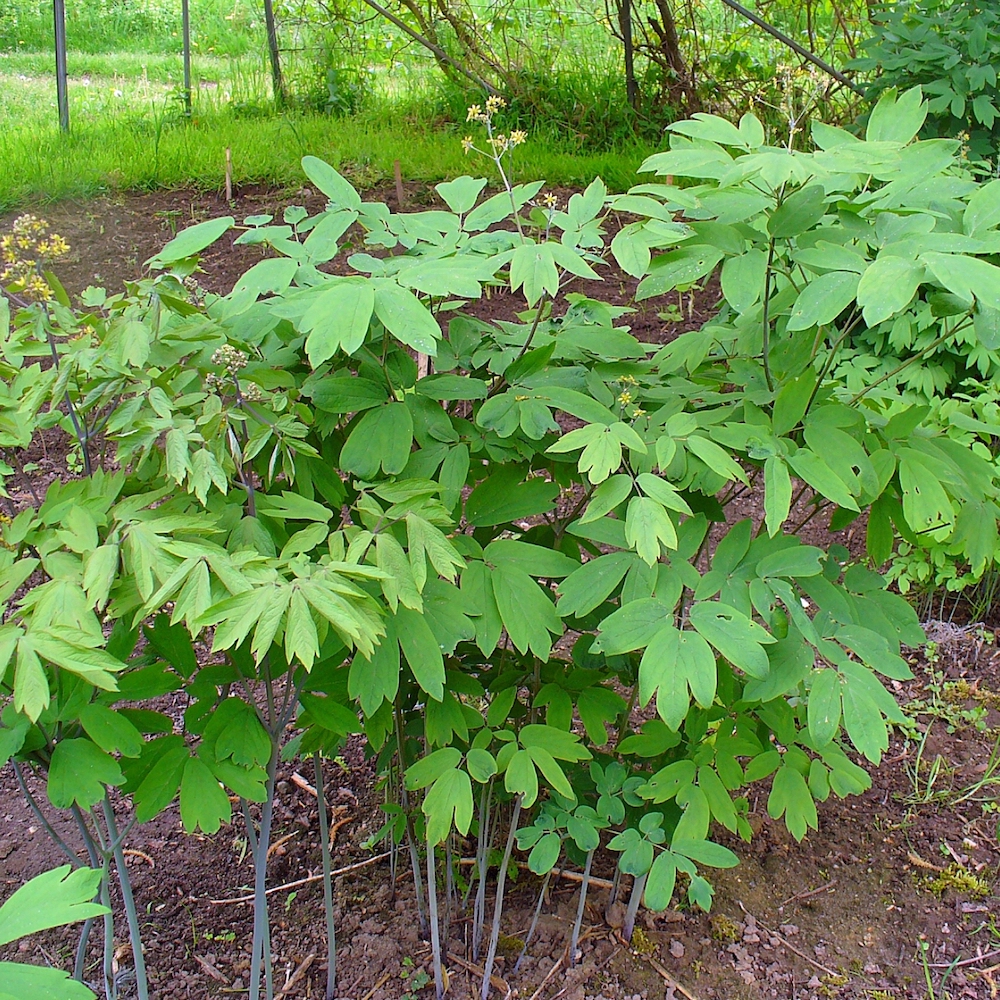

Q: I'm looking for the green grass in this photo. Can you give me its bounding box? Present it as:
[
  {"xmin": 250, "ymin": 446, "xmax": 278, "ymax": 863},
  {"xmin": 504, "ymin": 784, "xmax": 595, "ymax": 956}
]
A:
[
  {"xmin": 0, "ymin": 0, "xmax": 867, "ymax": 208},
  {"xmin": 0, "ymin": 101, "xmax": 650, "ymax": 209}
]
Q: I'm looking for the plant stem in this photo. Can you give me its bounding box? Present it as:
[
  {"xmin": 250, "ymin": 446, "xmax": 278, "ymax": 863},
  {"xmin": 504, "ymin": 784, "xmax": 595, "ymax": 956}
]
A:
[
  {"xmin": 427, "ymin": 840, "xmax": 445, "ymax": 1000},
  {"xmin": 101, "ymin": 796, "xmax": 149, "ymax": 1000},
  {"xmin": 100, "ymin": 864, "xmax": 114, "ymax": 1000},
  {"xmin": 622, "ymin": 871, "xmax": 647, "ymax": 943},
  {"xmin": 481, "ymin": 794, "xmax": 521, "ymax": 1000},
  {"xmin": 760, "ymin": 237, "xmax": 777, "ymax": 393},
  {"xmin": 514, "ymin": 869, "xmax": 551, "ymax": 972},
  {"xmin": 607, "ymin": 867, "xmax": 621, "ymax": 908},
  {"xmin": 395, "ymin": 700, "xmax": 429, "ymax": 935},
  {"xmin": 472, "ymin": 780, "xmax": 493, "ymax": 961},
  {"xmin": 249, "ymin": 735, "xmax": 279, "ymax": 1000},
  {"xmin": 313, "ymin": 753, "xmax": 337, "ymax": 1000},
  {"xmin": 11, "ymin": 761, "xmax": 80, "ymax": 867},
  {"xmin": 569, "ymin": 849, "xmax": 594, "ymax": 965},
  {"xmin": 74, "ymin": 917, "xmax": 96, "ymax": 982}
]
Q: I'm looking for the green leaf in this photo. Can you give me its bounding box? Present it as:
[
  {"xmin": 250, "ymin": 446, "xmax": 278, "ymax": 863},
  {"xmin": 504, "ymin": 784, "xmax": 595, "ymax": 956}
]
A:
[
  {"xmin": 808, "ymin": 669, "xmax": 842, "ymax": 746},
  {"xmin": 866, "ymin": 85, "xmax": 927, "ymax": 144},
  {"xmin": 640, "ymin": 625, "xmax": 717, "ymax": 729},
  {"xmin": 772, "ymin": 372, "xmax": 816, "ymax": 437},
  {"xmin": 636, "ymin": 473, "xmax": 692, "ymax": 515},
  {"xmin": 611, "ymin": 223, "xmax": 652, "ymax": 279},
  {"xmin": 763, "ymin": 457, "xmax": 792, "ymax": 537},
  {"xmin": 964, "ymin": 179, "xmax": 1000, "ymax": 238},
  {"xmin": 786, "ymin": 271, "xmax": 859, "ymax": 331},
  {"xmin": 416, "ymin": 375, "xmax": 488, "ymax": 401},
  {"xmin": 0, "ymin": 963, "xmax": 99, "ymax": 1000},
  {"xmin": 841, "ymin": 670, "xmax": 889, "ymax": 764},
  {"xmin": 13, "ymin": 640, "xmax": 48, "ymax": 722},
  {"xmin": 48, "ymin": 739, "xmax": 124, "ymax": 809},
  {"xmin": 921, "ymin": 252, "xmax": 1000, "ymax": 311},
  {"xmin": 492, "ymin": 565, "xmax": 562, "ymax": 660},
  {"xmin": 672, "ymin": 838, "xmax": 739, "ymax": 868},
  {"xmin": 557, "ymin": 552, "xmax": 633, "ymax": 619},
  {"xmin": 856, "ymin": 256, "xmax": 924, "ymax": 326},
  {"xmin": 577, "ymin": 686, "xmax": 626, "ymax": 745},
  {"xmin": 788, "ymin": 450, "xmax": 859, "ymax": 511},
  {"xmin": 689, "ymin": 602, "xmax": 773, "ymax": 679},
  {"xmin": 284, "ymin": 588, "xmax": 319, "ymax": 670},
  {"xmin": 580, "ymin": 474, "xmax": 633, "ymax": 523},
  {"xmin": 510, "ymin": 242, "xmax": 559, "ymax": 306},
  {"xmin": 374, "ymin": 282, "xmax": 441, "ymax": 354},
  {"xmin": 134, "ymin": 740, "xmax": 188, "ymax": 822},
  {"xmin": 406, "ymin": 747, "xmax": 462, "ymax": 789},
  {"xmin": 340, "ymin": 403, "xmax": 413, "ymax": 479},
  {"xmin": 350, "ymin": 615, "xmax": 400, "ymax": 716},
  {"xmin": 0, "ymin": 866, "xmax": 107, "ymax": 947},
  {"xmin": 526, "ymin": 745, "xmax": 575, "ymax": 799},
  {"xmin": 465, "ymin": 468, "xmax": 558, "ymax": 527},
  {"xmin": 686, "ymin": 435, "xmax": 749, "ymax": 485},
  {"xmin": 147, "ymin": 216, "xmax": 234, "ymax": 267},
  {"xmin": 528, "ymin": 832, "xmax": 562, "ymax": 874},
  {"xmin": 79, "ymin": 704, "xmax": 143, "ymax": 758},
  {"xmin": 596, "ymin": 598, "xmax": 672, "ymax": 654},
  {"xmin": 406, "ymin": 513, "xmax": 465, "ymax": 585},
  {"xmin": 974, "ymin": 305, "xmax": 1000, "ymax": 350},
  {"xmin": 637, "ymin": 246, "xmax": 724, "ymax": 300},
  {"xmin": 396, "ymin": 606, "xmax": 445, "ymax": 701},
  {"xmin": 466, "ymin": 748, "xmax": 497, "ymax": 783},
  {"xmin": 484, "ymin": 540, "xmax": 578, "ymax": 578},
  {"xmin": 721, "ymin": 248, "xmax": 767, "ymax": 313},
  {"xmin": 643, "ymin": 851, "xmax": 677, "ymax": 911},
  {"xmin": 898, "ymin": 454, "xmax": 954, "ymax": 539},
  {"xmin": 436, "ymin": 175, "xmax": 488, "ymax": 214},
  {"xmin": 301, "ymin": 157, "xmax": 363, "ymax": 211},
  {"xmin": 423, "ymin": 767, "xmax": 474, "ymax": 844},
  {"xmin": 310, "ymin": 375, "xmax": 388, "ymax": 414},
  {"xmin": 767, "ymin": 765, "xmax": 818, "ymax": 841},
  {"xmin": 669, "ymin": 113, "xmax": 747, "ymax": 146},
  {"xmin": 768, "ymin": 185, "xmax": 826, "ymax": 238},
  {"xmin": 626, "ymin": 496, "xmax": 678, "ymax": 565},
  {"xmin": 520, "ymin": 724, "xmax": 591, "ymax": 761},
  {"xmin": 30, "ymin": 634, "xmax": 123, "ymax": 692},
  {"xmin": 505, "ymin": 749, "xmax": 539, "ymax": 806},
  {"xmin": 180, "ymin": 756, "xmax": 232, "ymax": 834},
  {"xmin": 756, "ymin": 545, "xmax": 824, "ymax": 579},
  {"xmin": 302, "ymin": 281, "xmax": 375, "ymax": 365}
]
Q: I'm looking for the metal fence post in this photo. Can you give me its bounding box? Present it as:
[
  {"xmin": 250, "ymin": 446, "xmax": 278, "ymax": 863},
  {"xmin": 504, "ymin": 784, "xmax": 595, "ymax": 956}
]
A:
[{"xmin": 53, "ymin": 0, "xmax": 69, "ymax": 131}]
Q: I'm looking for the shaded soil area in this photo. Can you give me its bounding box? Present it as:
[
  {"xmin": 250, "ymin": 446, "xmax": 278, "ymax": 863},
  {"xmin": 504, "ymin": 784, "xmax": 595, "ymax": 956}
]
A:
[
  {"xmin": 2, "ymin": 190, "xmax": 999, "ymax": 1000},
  {"xmin": 2, "ymin": 181, "xmax": 717, "ymax": 345},
  {"xmin": 4, "ymin": 635, "xmax": 1000, "ymax": 1000}
]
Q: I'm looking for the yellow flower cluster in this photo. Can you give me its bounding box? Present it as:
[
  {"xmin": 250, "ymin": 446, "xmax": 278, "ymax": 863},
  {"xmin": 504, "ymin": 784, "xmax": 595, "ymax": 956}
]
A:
[
  {"xmin": 0, "ymin": 215, "xmax": 70, "ymax": 303},
  {"xmin": 466, "ymin": 95, "xmax": 508, "ymax": 124}
]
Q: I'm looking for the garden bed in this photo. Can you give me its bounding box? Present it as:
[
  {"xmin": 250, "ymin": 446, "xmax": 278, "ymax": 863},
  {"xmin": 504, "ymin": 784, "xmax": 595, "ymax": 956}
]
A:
[{"xmin": 2, "ymin": 185, "xmax": 1000, "ymax": 1000}]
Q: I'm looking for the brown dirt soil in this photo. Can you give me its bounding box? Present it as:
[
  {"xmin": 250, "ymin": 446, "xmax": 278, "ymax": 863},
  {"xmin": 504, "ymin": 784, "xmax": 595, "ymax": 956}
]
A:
[{"xmin": 2, "ymin": 190, "xmax": 999, "ymax": 1000}]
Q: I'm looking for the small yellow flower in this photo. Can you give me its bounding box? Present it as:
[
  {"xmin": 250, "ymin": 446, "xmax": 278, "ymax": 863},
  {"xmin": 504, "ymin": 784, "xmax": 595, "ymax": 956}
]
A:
[
  {"xmin": 24, "ymin": 274, "xmax": 52, "ymax": 302},
  {"xmin": 618, "ymin": 390, "xmax": 633, "ymax": 406},
  {"xmin": 461, "ymin": 135, "xmax": 474, "ymax": 154},
  {"xmin": 542, "ymin": 192, "xmax": 558, "ymax": 209},
  {"xmin": 509, "ymin": 129, "xmax": 527, "ymax": 146},
  {"xmin": 485, "ymin": 94, "xmax": 507, "ymax": 114},
  {"xmin": 466, "ymin": 104, "xmax": 482, "ymax": 122}
]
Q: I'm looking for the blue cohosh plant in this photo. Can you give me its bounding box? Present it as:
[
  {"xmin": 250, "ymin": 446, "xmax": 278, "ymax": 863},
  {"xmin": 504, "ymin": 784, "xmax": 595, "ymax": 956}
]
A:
[{"xmin": 3, "ymin": 85, "xmax": 1000, "ymax": 1000}]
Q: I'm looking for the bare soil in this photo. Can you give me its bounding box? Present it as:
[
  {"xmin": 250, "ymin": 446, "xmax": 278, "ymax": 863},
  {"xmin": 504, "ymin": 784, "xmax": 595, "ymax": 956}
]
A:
[{"xmin": 2, "ymin": 188, "xmax": 999, "ymax": 1000}]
